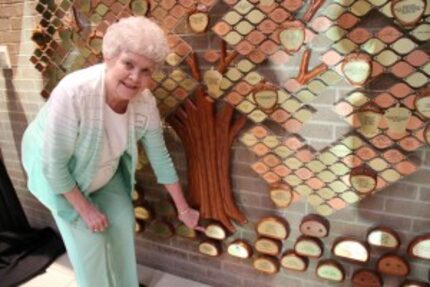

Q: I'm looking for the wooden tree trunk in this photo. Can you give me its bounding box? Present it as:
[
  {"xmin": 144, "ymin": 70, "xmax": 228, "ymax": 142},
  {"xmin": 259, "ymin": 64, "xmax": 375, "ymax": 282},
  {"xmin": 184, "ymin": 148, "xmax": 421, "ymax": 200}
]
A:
[{"xmin": 167, "ymin": 67, "xmax": 247, "ymax": 231}]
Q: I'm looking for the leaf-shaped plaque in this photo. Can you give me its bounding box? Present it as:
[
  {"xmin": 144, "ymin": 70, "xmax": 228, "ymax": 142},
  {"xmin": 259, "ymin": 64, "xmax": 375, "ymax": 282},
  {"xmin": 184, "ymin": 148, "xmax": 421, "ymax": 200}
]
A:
[
  {"xmin": 280, "ymin": 250, "xmax": 308, "ymax": 272},
  {"xmin": 255, "ymin": 237, "xmax": 282, "ymax": 256},
  {"xmin": 356, "ymin": 105, "xmax": 383, "ymax": 137},
  {"xmin": 342, "ymin": 53, "xmax": 372, "ymax": 86},
  {"xmin": 332, "ymin": 237, "xmax": 370, "ymax": 264},
  {"xmin": 253, "ymin": 255, "xmax": 280, "ymax": 275},
  {"xmin": 269, "ymin": 183, "xmax": 293, "ymax": 208},
  {"xmin": 294, "ymin": 235, "xmax": 323, "ymax": 258},
  {"xmin": 279, "ymin": 21, "xmax": 305, "ymax": 53},
  {"xmin": 256, "ymin": 216, "xmax": 289, "ymax": 240},
  {"xmin": 316, "ymin": 259, "xmax": 345, "ymax": 282},
  {"xmin": 299, "ymin": 214, "xmax": 330, "ymax": 238},
  {"xmin": 252, "ymin": 82, "xmax": 278, "ymax": 112},
  {"xmin": 199, "ymin": 240, "xmax": 221, "ymax": 257},
  {"xmin": 134, "ymin": 205, "xmax": 152, "ymax": 221},
  {"xmin": 407, "ymin": 234, "xmax": 430, "ymax": 260},
  {"xmin": 352, "ymin": 269, "xmax": 383, "ymax": 287},
  {"xmin": 148, "ymin": 220, "xmax": 174, "ymax": 238},
  {"xmin": 367, "ymin": 226, "xmax": 401, "ymax": 250},
  {"xmin": 188, "ymin": 11, "xmax": 209, "ymax": 33},
  {"xmin": 415, "ymin": 85, "xmax": 430, "ymax": 119},
  {"xmin": 391, "ymin": 0, "xmax": 426, "ymax": 27},
  {"xmin": 203, "ymin": 68, "xmax": 223, "ymax": 98},
  {"xmin": 176, "ymin": 223, "xmax": 197, "ymax": 239},
  {"xmin": 384, "ymin": 104, "xmax": 411, "ymax": 134},
  {"xmin": 377, "ymin": 253, "xmax": 410, "ymax": 276},
  {"xmin": 350, "ymin": 165, "xmax": 377, "ymax": 194},
  {"xmin": 227, "ymin": 240, "xmax": 252, "ymax": 259},
  {"xmin": 205, "ymin": 223, "xmax": 227, "ymax": 240}
]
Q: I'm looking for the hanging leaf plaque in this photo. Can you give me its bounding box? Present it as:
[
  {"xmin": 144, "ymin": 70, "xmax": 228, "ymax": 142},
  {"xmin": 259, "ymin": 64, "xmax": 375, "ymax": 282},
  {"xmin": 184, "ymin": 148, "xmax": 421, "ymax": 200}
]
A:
[
  {"xmin": 342, "ymin": 53, "xmax": 372, "ymax": 86},
  {"xmin": 391, "ymin": 0, "xmax": 427, "ymax": 27},
  {"xmin": 279, "ymin": 21, "xmax": 305, "ymax": 54},
  {"xmin": 350, "ymin": 165, "xmax": 377, "ymax": 195}
]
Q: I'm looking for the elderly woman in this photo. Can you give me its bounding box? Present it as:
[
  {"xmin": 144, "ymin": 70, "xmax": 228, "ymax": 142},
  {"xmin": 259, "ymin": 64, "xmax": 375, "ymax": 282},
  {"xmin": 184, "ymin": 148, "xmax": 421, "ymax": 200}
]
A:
[{"xmin": 21, "ymin": 16, "xmax": 200, "ymax": 287}]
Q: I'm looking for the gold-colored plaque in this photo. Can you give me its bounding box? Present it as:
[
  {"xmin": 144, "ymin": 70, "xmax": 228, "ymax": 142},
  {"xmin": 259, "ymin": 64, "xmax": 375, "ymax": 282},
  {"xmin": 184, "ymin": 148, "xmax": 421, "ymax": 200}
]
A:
[
  {"xmin": 407, "ymin": 234, "xmax": 430, "ymax": 260},
  {"xmin": 269, "ymin": 183, "xmax": 293, "ymax": 208},
  {"xmin": 352, "ymin": 269, "xmax": 383, "ymax": 287},
  {"xmin": 356, "ymin": 105, "xmax": 383, "ymax": 137},
  {"xmin": 367, "ymin": 226, "xmax": 400, "ymax": 249},
  {"xmin": 176, "ymin": 223, "xmax": 197, "ymax": 239},
  {"xmin": 415, "ymin": 85, "xmax": 430, "ymax": 119},
  {"xmin": 299, "ymin": 214, "xmax": 330, "ymax": 238},
  {"xmin": 377, "ymin": 254, "xmax": 410, "ymax": 276},
  {"xmin": 135, "ymin": 220, "xmax": 145, "ymax": 234},
  {"xmin": 350, "ymin": 165, "xmax": 377, "ymax": 194},
  {"xmin": 384, "ymin": 104, "xmax": 411, "ymax": 134},
  {"xmin": 148, "ymin": 220, "xmax": 174, "ymax": 238},
  {"xmin": 251, "ymin": 82, "xmax": 278, "ymax": 112},
  {"xmin": 203, "ymin": 68, "xmax": 223, "ymax": 98},
  {"xmin": 205, "ymin": 223, "xmax": 227, "ymax": 240},
  {"xmin": 316, "ymin": 259, "xmax": 345, "ymax": 282},
  {"xmin": 227, "ymin": 240, "xmax": 252, "ymax": 259},
  {"xmin": 342, "ymin": 53, "xmax": 372, "ymax": 86},
  {"xmin": 188, "ymin": 11, "xmax": 209, "ymax": 33},
  {"xmin": 279, "ymin": 21, "xmax": 305, "ymax": 53},
  {"xmin": 294, "ymin": 236, "xmax": 323, "ymax": 258},
  {"xmin": 132, "ymin": 189, "xmax": 139, "ymax": 201},
  {"xmin": 332, "ymin": 238, "xmax": 370, "ymax": 263},
  {"xmin": 155, "ymin": 200, "xmax": 176, "ymax": 218},
  {"xmin": 253, "ymin": 255, "xmax": 280, "ymax": 275},
  {"xmin": 256, "ymin": 216, "xmax": 289, "ymax": 240},
  {"xmin": 391, "ymin": 0, "xmax": 426, "ymax": 27},
  {"xmin": 199, "ymin": 240, "xmax": 221, "ymax": 257},
  {"xmin": 134, "ymin": 205, "xmax": 152, "ymax": 221},
  {"xmin": 255, "ymin": 237, "xmax": 282, "ymax": 256},
  {"xmin": 280, "ymin": 250, "xmax": 308, "ymax": 272},
  {"xmin": 400, "ymin": 279, "xmax": 430, "ymax": 287}
]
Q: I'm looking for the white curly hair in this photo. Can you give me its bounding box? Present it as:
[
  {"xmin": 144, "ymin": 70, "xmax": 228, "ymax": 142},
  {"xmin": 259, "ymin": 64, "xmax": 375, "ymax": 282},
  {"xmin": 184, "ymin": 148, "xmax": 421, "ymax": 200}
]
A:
[{"xmin": 102, "ymin": 16, "xmax": 169, "ymax": 65}]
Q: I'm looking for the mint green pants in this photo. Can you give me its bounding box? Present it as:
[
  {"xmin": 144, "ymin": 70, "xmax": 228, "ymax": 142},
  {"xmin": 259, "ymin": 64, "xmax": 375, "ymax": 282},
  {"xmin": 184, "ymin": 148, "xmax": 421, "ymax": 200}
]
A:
[{"xmin": 53, "ymin": 169, "xmax": 138, "ymax": 287}]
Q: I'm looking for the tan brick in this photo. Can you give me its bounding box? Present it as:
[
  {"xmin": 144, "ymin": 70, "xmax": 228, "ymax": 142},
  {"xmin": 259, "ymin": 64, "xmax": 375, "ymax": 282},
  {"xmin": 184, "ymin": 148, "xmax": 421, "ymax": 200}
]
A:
[
  {"xmin": 356, "ymin": 195, "xmax": 385, "ymax": 210},
  {"xmin": 419, "ymin": 187, "xmax": 430, "ymax": 201},
  {"xmin": 359, "ymin": 210, "xmax": 412, "ymax": 231},
  {"xmin": 402, "ymin": 169, "xmax": 430, "ymax": 186},
  {"xmin": 412, "ymin": 219, "xmax": 430, "ymax": 233},
  {"xmin": 386, "ymin": 198, "xmax": 430, "ymax": 218}
]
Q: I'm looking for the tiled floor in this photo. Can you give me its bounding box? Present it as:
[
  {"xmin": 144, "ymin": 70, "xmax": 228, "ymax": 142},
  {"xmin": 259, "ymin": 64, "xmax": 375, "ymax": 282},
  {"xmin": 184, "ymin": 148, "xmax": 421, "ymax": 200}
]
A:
[{"xmin": 20, "ymin": 254, "xmax": 210, "ymax": 287}]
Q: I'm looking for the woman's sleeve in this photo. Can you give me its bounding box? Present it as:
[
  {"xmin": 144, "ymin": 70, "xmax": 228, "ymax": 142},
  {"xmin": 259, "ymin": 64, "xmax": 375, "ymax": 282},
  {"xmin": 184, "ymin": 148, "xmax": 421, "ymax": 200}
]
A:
[
  {"xmin": 42, "ymin": 84, "xmax": 79, "ymax": 194},
  {"xmin": 140, "ymin": 103, "xmax": 178, "ymax": 184}
]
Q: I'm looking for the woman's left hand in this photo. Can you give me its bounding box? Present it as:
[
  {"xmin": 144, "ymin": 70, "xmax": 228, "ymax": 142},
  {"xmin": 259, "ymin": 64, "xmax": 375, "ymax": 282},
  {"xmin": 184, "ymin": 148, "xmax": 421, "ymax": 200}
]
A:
[{"xmin": 178, "ymin": 208, "xmax": 205, "ymax": 232}]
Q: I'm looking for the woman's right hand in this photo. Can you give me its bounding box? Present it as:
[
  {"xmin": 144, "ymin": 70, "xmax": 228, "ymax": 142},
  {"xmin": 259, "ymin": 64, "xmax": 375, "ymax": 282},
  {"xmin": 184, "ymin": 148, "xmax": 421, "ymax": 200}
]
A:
[
  {"xmin": 63, "ymin": 186, "xmax": 109, "ymax": 233},
  {"xmin": 78, "ymin": 202, "xmax": 109, "ymax": 233}
]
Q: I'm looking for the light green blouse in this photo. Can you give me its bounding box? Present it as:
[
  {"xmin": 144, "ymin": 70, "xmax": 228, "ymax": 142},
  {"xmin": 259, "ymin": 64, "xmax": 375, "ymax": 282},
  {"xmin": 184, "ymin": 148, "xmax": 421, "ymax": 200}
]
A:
[{"xmin": 21, "ymin": 64, "xmax": 178, "ymax": 222}]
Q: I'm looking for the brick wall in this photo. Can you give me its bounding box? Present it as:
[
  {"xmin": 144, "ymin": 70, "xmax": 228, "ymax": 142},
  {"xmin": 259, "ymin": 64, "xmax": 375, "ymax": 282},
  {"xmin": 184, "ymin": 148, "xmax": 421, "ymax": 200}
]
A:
[{"xmin": 0, "ymin": 1, "xmax": 429, "ymax": 287}]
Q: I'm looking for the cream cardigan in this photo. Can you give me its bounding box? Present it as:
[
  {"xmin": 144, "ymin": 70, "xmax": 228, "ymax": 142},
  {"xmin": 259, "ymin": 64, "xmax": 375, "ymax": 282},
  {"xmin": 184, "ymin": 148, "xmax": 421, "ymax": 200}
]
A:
[{"xmin": 21, "ymin": 64, "xmax": 178, "ymax": 221}]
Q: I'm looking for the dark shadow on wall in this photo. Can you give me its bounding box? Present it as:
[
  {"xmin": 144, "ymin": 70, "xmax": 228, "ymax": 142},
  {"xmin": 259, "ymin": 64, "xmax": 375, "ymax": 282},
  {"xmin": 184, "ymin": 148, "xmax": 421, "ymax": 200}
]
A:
[{"xmin": 2, "ymin": 68, "xmax": 28, "ymax": 161}]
